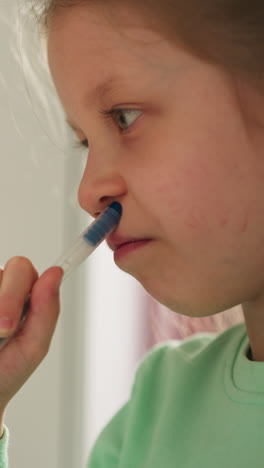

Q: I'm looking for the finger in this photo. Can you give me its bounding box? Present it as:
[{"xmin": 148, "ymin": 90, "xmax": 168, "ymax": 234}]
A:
[
  {"xmin": 0, "ymin": 257, "xmax": 38, "ymax": 337},
  {"xmin": 1, "ymin": 257, "xmax": 38, "ymax": 301},
  {"xmin": 15, "ymin": 266, "xmax": 64, "ymax": 363},
  {"xmin": 0, "ymin": 268, "xmax": 3, "ymax": 288}
]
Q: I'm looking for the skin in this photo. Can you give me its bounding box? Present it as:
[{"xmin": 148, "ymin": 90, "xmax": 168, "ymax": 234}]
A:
[
  {"xmin": 0, "ymin": 259, "xmax": 63, "ymax": 436},
  {"xmin": 1, "ymin": 2, "xmax": 264, "ymax": 434},
  {"xmin": 47, "ymin": 5, "xmax": 264, "ymax": 360}
]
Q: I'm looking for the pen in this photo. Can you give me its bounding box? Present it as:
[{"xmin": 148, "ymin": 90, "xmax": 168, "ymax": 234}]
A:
[{"xmin": 0, "ymin": 201, "xmax": 122, "ymax": 350}]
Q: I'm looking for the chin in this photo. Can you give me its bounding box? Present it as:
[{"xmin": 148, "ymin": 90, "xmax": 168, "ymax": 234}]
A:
[{"xmin": 139, "ymin": 277, "xmax": 231, "ymax": 318}]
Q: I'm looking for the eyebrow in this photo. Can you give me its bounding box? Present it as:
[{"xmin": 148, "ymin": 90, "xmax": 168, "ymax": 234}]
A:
[{"xmin": 65, "ymin": 76, "xmax": 122, "ymax": 131}]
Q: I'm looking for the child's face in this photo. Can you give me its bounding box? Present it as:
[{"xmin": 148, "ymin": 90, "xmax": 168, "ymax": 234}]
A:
[{"xmin": 48, "ymin": 5, "xmax": 264, "ymax": 317}]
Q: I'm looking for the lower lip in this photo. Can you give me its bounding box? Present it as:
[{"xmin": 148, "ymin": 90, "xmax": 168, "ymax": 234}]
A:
[{"xmin": 114, "ymin": 239, "xmax": 152, "ymax": 262}]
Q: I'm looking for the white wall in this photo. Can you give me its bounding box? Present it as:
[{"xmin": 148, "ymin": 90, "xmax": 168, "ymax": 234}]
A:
[
  {"xmin": 0, "ymin": 3, "xmax": 88, "ymax": 466},
  {"xmin": 0, "ymin": 3, "xmax": 149, "ymax": 467},
  {"xmin": 84, "ymin": 244, "xmax": 149, "ymax": 457}
]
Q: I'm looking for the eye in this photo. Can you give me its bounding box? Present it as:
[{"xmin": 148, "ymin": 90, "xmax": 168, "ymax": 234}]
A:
[
  {"xmin": 69, "ymin": 108, "xmax": 142, "ymax": 151},
  {"xmin": 100, "ymin": 108, "xmax": 142, "ymax": 132}
]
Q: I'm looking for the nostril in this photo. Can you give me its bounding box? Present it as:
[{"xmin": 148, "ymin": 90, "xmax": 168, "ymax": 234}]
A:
[{"xmin": 100, "ymin": 196, "xmax": 109, "ymax": 203}]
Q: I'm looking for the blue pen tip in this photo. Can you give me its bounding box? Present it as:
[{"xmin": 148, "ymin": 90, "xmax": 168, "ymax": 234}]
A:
[
  {"xmin": 83, "ymin": 201, "xmax": 122, "ymax": 246},
  {"xmin": 109, "ymin": 201, "xmax": 122, "ymax": 216}
]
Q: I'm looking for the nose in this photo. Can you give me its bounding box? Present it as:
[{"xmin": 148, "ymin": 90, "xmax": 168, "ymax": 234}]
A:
[{"xmin": 77, "ymin": 155, "xmax": 127, "ymax": 217}]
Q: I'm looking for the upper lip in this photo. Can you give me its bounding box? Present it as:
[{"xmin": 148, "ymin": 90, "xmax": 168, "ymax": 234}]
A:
[{"xmin": 107, "ymin": 233, "xmax": 151, "ymax": 251}]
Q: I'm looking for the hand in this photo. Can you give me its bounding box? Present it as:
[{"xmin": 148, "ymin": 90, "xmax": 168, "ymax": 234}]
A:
[{"xmin": 0, "ymin": 256, "xmax": 63, "ymax": 412}]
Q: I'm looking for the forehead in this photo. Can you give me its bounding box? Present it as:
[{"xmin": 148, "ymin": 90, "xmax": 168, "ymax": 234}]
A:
[
  {"xmin": 47, "ymin": 3, "xmax": 185, "ymax": 80},
  {"xmin": 48, "ymin": 3, "xmax": 165, "ymax": 50},
  {"xmin": 47, "ymin": 4, "xmax": 195, "ymax": 129}
]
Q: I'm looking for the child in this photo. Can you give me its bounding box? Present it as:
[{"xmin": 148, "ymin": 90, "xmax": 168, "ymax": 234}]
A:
[{"xmin": 1, "ymin": 0, "xmax": 264, "ymax": 466}]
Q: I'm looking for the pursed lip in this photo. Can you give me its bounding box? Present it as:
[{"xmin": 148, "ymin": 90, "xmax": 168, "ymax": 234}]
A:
[{"xmin": 107, "ymin": 233, "xmax": 152, "ymax": 252}]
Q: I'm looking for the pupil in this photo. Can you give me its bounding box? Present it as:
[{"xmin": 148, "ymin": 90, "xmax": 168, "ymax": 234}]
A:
[{"xmin": 119, "ymin": 111, "xmax": 127, "ymax": 128}]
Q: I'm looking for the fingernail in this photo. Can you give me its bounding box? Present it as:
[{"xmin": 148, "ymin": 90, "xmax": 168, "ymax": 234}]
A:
[{"xmin": 0, "ymin": 317, "xmax": 14, "ymax": 337}]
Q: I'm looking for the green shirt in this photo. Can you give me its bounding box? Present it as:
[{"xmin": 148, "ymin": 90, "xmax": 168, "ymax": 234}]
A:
[
  {"xmin": 87, "ymin": 322, "xmax": 264, "ymax": 467},
  {"xmin": 1, "ymin": 322, "xmax": 264, "ymax": 467}
]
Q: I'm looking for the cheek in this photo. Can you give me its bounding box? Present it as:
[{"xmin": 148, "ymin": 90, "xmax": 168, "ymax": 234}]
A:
[{"xmin": 145, "ymin": 147, "xmax": 251, "ymax": 241}]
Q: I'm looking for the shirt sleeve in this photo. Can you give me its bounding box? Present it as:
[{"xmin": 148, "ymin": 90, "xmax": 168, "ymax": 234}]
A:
[
  {"xmin": 86, "ymin": 343, "xmax": 169, "ymax": 468},
  {"xmin": 87, "ymin": 401, "xmax": 129, "ymax": 468},
  {"xmin": 0, "ymin": 426, "xmax": 9, "ymax": 468},
  {"xmin": 86, "ymin": 403, "xmax": 129, "ymax": 468}
]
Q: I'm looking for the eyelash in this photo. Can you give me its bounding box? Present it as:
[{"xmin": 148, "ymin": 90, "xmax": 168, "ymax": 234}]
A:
[{"xmin": 74, "ymin": 108, "xmax": 139, "ymax": 149}]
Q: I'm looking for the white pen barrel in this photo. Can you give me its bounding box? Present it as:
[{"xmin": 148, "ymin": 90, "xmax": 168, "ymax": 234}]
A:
[
  {"xmin": 0, "ymin": 202, "xmax": 122, "ymax": 351},
  {"xmin": 53, "ymin": 237, "xmax": 95, "ymax": 280}
]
